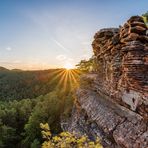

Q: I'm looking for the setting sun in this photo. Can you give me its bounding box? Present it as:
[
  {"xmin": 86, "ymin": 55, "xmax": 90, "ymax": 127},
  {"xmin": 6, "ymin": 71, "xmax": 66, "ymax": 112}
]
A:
[{"xmin": 64, "ymin": 62, "xmax": 74, "ymax": 70}]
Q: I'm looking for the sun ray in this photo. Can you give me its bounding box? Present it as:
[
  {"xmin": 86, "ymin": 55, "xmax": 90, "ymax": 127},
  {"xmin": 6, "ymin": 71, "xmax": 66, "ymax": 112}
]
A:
[
  {"xmin": 56, "ymin": 70, "xmax": 67, "ymax": 89},
  {"xmin": 71, "ymin": 70, "xmax": 81, "ymax": 80},
  {"xmin": 70, "ymin": 70, "xmax": 79, "ymax": 85},
  {"xmin": 49, "ymin": 70, "xmax": 66, "ymax": 85},
  {"xmin": 62, "ymin": 70, "xmax": 69, "ymax": 91},
  {"xmin": 67, "ymin": 70, "xmax": 73, "ymax": 90},
  {"xmin": 72, "ymin": 69, "xmax": 83, "ymax": 75},
  {"xmin": 52, "ymin": 68, "xmax": 81, "ymax": 93}
]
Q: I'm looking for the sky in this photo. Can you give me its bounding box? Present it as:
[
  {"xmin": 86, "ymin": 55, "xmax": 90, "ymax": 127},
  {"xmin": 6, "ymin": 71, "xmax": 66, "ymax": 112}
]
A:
[{"xmin": 0, "ymin": 0, "xmax": 147, "ymax": 70}]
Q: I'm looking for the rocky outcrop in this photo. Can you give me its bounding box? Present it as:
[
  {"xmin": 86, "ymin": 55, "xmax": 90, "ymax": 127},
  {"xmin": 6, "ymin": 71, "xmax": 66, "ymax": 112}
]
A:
[
  {"xmin": 62, "ymin": 16, "xmax": 148, "ymax": 148},
  {"xmin": 92, "ymin": 16, "xmax": 148, "ymax": 118}
]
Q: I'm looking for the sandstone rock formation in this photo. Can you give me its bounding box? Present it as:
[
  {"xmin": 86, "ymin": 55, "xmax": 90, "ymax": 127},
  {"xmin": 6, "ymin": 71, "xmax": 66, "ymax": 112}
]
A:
[
  {"xmin": 92, "ymin": 16, "xmax": 148, "ymax": 118},
  {"xmin": 62, "ymin": 16, "xmax": 148, "ymax": 148}
]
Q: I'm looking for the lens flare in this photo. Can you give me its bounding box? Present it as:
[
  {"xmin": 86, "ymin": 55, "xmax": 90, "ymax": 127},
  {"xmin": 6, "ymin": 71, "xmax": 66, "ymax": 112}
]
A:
[
  {"xmin": 64, "ymin": 62, "xmax": 74, "ymax": 70},
  {"xmin": 49, "ymin": 68, "xmax": 81, "ymax": 92}
]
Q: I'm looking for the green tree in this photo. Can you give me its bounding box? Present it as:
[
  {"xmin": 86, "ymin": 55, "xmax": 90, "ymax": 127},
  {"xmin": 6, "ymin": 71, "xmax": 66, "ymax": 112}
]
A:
[
  {"xmin": 76, "ymin": 56, "xmax": 97, "ymax": 72},
  {"xmin": 23, "ymin": 91, "xmax": 62, "ymax": 146},
  {"xmin": 30, "ymin": 139, "xmax": 40, "ymax": 148},
  {"xmin": 0, "ymin": 124, "xmax": 17, "ymax": 148}
]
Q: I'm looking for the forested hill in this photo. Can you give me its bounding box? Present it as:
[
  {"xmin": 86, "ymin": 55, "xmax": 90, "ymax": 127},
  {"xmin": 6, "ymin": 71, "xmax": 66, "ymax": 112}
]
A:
[
  {"xmin": 0, "ymin": 67, "xmax": 9, "ymax": 71},
  {"xmin": 0, "ymin": 68, "xmax": 72, "ymax": 100},
  {"xmin": 0, "ymin": 67, "xmax": 81, "ymax": 147}
]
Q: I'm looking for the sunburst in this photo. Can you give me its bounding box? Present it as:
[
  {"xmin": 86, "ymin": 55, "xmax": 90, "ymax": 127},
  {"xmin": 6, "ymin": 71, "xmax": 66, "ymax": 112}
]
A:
[
  {"xmin": 49, "ymin": 68, "xmax": 81, "ymax": 92},
  {"xmin": 64, "ymin": 62, "xmax": 74, "ymax": 70}
]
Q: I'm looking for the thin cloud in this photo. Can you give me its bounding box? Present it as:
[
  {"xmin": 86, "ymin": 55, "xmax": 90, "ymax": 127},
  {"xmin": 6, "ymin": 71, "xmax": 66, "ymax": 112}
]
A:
[
  {"xmin": 12, "ymin": 60, "xmax": 21, "ymax": 64},
  {"xmin": 0, "ymin": 61, "xmax": 11, "ymax": 64},
  {"xmin": 6, "ymin": 47, "xmax": 12, "ymax": 51},
  {"xmin": 0, "ymin": 60, "xmax": 21, "ymax": 64},
  {"xmin": 52, "ymin": 39, "xmax": 69, "ymax": 52},
  {"xmin": 56, "ymin": 54, "xmax": 67, "ymax": 61},
  {"xmin": 67, "ymin": 58, "xmax": 74, "ymax": 61}
]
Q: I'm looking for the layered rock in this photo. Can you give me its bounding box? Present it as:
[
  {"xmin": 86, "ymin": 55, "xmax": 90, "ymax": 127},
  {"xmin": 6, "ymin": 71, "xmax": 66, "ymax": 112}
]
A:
[
  {"xmin": 92, "ymin": 16, "xmax": 148, "ymax": 118},
  {"xmin": 63, "ymin": 16, "xmax": 148, "ymax": 148}
]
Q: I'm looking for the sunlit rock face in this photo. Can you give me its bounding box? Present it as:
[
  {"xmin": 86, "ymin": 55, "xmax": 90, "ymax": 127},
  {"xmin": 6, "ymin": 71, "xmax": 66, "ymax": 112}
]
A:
[
  {"xmin": 62, "ymin": 16, "xmax": 148, "ymax": 148},
  {"xmin": 92, "ymin": 16, "xmax": 148, "ymax": 118}
]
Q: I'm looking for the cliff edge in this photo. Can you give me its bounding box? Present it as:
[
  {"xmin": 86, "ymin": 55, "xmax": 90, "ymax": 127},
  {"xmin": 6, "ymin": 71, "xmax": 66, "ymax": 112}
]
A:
[{"xmin": 62, "ymin": 16, "xmax": 148, "ymax": 148}]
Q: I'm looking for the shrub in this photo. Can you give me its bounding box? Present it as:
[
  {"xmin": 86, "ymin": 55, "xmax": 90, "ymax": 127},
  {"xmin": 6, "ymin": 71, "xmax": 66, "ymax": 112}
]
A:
[{"xmin": 40, "ymin": 123, "xmax": 103, "ymax": 148}]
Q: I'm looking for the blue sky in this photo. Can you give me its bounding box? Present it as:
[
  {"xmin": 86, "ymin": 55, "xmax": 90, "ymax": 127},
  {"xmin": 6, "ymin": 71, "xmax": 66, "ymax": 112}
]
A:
[{"xmin": 0, "ymin": 0, "xmax": 147, "ymax": 70}]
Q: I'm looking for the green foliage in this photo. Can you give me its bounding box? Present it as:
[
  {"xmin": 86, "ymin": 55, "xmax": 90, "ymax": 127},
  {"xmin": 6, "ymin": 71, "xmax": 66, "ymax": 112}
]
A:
[
  {"xmin": 23, "ymin": 90, "xmax": 62, "ymax": 146},
  {"xmin": 0, "ymin": 98, "xmax": 38, "ymax": 147},
  {"xmin": 142, "ymin": 11, "xmax": 148, "ymax": 25},
  {"xmin": 23, "ymin": 87, "xmax": 75, "ymax": 146},
  {"xmin": 30, "ymin": 139, "xmax": 40, "ymax": 148},
  {"xmin": 0, "ymin": 69, "xmax": 64, "ymax": 101},
  {"xmin": 0, "ymin": 89, "xmax": 75, "ymax": 147},
  {"xmin": 0, "ymin": 69, "xmax": 80, "ymax": 147},
  {"xmin": 76, "ymin": 56, "xmax": 97, "ymax": 72},
  {"xmin": 40, "ymin": 123, "xmax": 103, "ymax": 148},
  {"xmin": 0, "ymin": 123, "xmax": 17, "ymax": 148}
]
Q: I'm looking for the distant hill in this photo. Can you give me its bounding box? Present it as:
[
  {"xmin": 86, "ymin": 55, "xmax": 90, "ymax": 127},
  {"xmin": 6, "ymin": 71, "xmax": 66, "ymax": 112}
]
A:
[
  {"xmin": 0, "ymin": 68, "xmax": 80, "ymax": 100},
  {"xmin": 0, "ymin": 68, "xmax": 62, "ymax": 100},
  {"xmin": 11, "ymin": 69, "xmax": 23, "ymax": 72},
  {"xmin": 0, "ymin": 66, "xmax": 9, "ymax": 71}
]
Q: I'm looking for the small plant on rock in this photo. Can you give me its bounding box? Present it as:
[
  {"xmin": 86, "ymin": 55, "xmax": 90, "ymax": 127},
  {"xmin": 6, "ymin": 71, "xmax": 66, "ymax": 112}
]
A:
[{"xmin": 40, "ymin": 123, "xmax": 103, "ymax": 148}]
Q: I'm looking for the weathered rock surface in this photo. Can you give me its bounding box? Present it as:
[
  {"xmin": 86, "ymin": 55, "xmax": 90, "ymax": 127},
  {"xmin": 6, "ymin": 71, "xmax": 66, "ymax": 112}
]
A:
[
  {"xmin": 92, "ymin": 16, "xmax": 148, "ymax": 119},
  {"xmin": 62, "ymin": 16, "xmax": 148, "ymax": 148}
]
